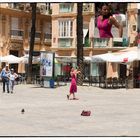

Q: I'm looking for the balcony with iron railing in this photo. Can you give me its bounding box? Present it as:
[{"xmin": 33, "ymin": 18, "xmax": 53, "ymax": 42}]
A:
[
  {"xmin": 8, "ymin": 3, "xmax": 52, "ymax": 15},
  {"xmin": 113, "ymin": 37, "xmax": 129, "ymax": 47},
  {"xmin": 44, "ymin": 33, "xmax": 52, "ymax": 43},
  {"xmin": 29, "ymin": 32, "xmax": 41, "ymax": 41},
  {"xmin": 93, "ymin": 38, "xmax": 110, "ymax": 48},
  {"xmin": 10, "ymin": 29, "xmax": 23, "ymax": 40},
  {"xmin": 83, "ymin": 3, "xmax": 94, "ymax": 13},
  {"xmin": 59, "ymin": 3, "xmax": 74, "ymax": 13},
  {"xmin": 8, "ymin": 3, "xmax": 25, "ymax": 10},
  {"xmin": 58, "ymin": 38, "xmax": 73, "ymax": 48},
  {"xmin": 93, "ymin": 37, "xmax": 129, "ymax": 48},
  {"xmin": 84, "ymin": 38, "xmax": 90, "ymax": 47}
]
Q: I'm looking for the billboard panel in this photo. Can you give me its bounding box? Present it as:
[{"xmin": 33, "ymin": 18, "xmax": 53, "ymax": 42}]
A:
[{"xmin": 40, "ymin": 52, "xmax": 54, "ymax": 77}]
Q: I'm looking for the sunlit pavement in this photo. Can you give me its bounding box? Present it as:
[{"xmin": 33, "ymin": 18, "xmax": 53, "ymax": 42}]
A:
[{"xmin": 0, "ymin": 83, "xmax": 140, "ymax": 136}]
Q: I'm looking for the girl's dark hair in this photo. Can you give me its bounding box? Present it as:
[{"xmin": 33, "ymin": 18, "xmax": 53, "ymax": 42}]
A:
[
  {"xmin": 100, "ymin": 3, "xmax": 113, "ymax": 17},
  {"xmin": 100, "ymin": 3, "xmax": 112, "ymax": 10}
]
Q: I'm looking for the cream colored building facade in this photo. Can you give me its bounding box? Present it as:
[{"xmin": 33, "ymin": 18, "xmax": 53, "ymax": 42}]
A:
[
  {"xmin": 0, "ymin": 3, "xmax": 51, "ymax": 72},
  {"xmin": 0, "ymin": 3, "xmax": 139, "ymax": 79}
]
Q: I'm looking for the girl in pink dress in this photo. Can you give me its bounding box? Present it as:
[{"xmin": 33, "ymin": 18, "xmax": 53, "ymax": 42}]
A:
[
  {"xmin": 67, "ymin": 67, "xmax": 81, "ymax": 100},
  {"xmin": 97, "ymin": 3, "xmax": 123, "ymax": 38}
]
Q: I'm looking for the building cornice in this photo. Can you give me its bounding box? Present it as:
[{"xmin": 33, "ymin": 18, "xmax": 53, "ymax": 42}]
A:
[
  {"xmin": 52, "ymin": 13, "xmax": 77, "ymax": 19},
  {"xmin": 52, "ymin": 12, "xmax": 94, "ymax": 20}
]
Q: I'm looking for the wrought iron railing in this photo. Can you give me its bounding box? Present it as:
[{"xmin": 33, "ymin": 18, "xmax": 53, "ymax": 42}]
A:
[
  {"xmin": 93, "ymin": 38, "xmax": 110, "ymax": 48},
  {"xmin": 113, "ymin": 37, "xmax": 129, "ymax": 47},
  {"xmin": 83, "ymin": 3, "xmax": 94, "ymax": 13},
  {"xmin": 10, "ymin": 30, "xmax": 23, "ymax": 39},
  {"xmin": 93, "ymin": 37, "xmax": 129, "ymax": 48},
  {"xmin": 44, "ymin": 33, "xmax": 52, "ymax": 43}
]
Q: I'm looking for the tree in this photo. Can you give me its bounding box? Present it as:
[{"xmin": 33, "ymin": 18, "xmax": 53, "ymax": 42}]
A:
[
  {"xmin": 77, "ymin": 3, "xmax": 84, "ymax": 86},
  {"xmin": 26, "ymin": 3, "xmax": 37, "ymax": 84}
]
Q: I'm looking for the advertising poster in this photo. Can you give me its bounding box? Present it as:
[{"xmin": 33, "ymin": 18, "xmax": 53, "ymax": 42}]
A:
[{"xmin": 40, "ymin": 52, "xmax": 54, "ymax": 77}]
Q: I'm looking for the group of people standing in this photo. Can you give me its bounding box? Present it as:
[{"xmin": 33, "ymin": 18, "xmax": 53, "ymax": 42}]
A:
[{"xmin": 0, "ymin": 64, "xmax": 18, "ymax": 93}]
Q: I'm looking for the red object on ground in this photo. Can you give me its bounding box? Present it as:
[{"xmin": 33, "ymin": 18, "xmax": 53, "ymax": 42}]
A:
[{"xmin": 81, "ymin": 110, "xmax": 91, "ymax": 116}]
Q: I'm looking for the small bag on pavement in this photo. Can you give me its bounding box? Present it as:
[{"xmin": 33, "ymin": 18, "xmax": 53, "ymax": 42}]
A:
[{"xmin": 81, "ymin": 110, "xmax": 91, "ymax": 116}]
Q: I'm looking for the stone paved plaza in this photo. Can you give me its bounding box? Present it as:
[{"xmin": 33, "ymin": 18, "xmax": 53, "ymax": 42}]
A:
[{"xmin": 0, "ymin": 82, "xmax": 140, "ymax": 136}]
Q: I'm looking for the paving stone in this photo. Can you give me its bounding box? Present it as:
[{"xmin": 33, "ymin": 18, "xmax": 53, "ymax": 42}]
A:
[{"xmin": 0, "ymin": 83, "xmax": 140, "ymax": 136}]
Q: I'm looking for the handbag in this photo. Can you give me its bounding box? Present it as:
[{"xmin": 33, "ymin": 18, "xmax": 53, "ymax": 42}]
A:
[{"xmin": 81, "ymin": 110, "xmax": 91, "ymax": 116}]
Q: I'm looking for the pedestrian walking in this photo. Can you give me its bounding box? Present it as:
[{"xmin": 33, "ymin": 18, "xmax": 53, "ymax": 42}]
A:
[
  {"xmin": 67, "ymin": 67, "xmax": 81, "ymax": 100},
  {"xmin": 0, "ymin": 64, "xmax": 10, "ymax": 93},
  {"xmin": 8, "ymin": 68, "xmax": 18, "ymax": 93}
]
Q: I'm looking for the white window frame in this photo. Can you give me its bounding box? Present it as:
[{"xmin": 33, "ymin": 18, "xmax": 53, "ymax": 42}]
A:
[
  {"xmin": 58, "ymin": 38, "xmax": 72, "ymax": 48},
  {"xmin": 58, "ymin": 20, "xmax": 73, "ymax": 38},
  {"xmin": 59, "ymin": 3, "xmax": 73, "ymax": 13}
]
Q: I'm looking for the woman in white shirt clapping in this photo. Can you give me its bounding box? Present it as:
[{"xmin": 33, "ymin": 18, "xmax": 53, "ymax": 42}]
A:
[{"xmin": 9, "ymin": 68, "xmax": 18, "ymax": 93}]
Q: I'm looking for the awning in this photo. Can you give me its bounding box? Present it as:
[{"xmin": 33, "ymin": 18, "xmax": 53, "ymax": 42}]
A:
[
  {"xmin": 84, "ymin": 56, "xmax": 92, "ymax": 62},
  {"xmin": 20, "ymin": 54, "xmax": 40, "ymax": 64},
  {"xmin": 137, "ymin": 3, "xmax": 140, "ymax": 9},
  {"xmin": 1, "ymin": 55, "xmax": 21, "ymax": 64},
  {"xmin": 91, "ymin": 52, "xmax": 120, "ymax": 63},
  {"xmin": 91, "ymin": 47, "xmax": 139, "ymax": 63},
  {"xmin": 113, "ymin": 50, "xmax": 137, "ymax": 63}
]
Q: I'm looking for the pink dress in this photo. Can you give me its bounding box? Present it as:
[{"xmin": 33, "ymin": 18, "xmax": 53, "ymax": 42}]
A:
[
  {"xmin": 97, "ymin": 16, "xmax": 113, "ymax": 38},
  {"xmin": 69, "ymin": 73, "xmax": 77, "ymax": 93}
]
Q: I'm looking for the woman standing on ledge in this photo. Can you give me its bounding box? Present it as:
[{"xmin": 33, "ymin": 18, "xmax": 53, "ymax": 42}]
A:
[
  {"xmin": 97, "ymin": 3, "xmax": 123, "ymax": 38},
  {"xmin": 67, "ymin": 67, "xmax": 81, "ymax": 100}
]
